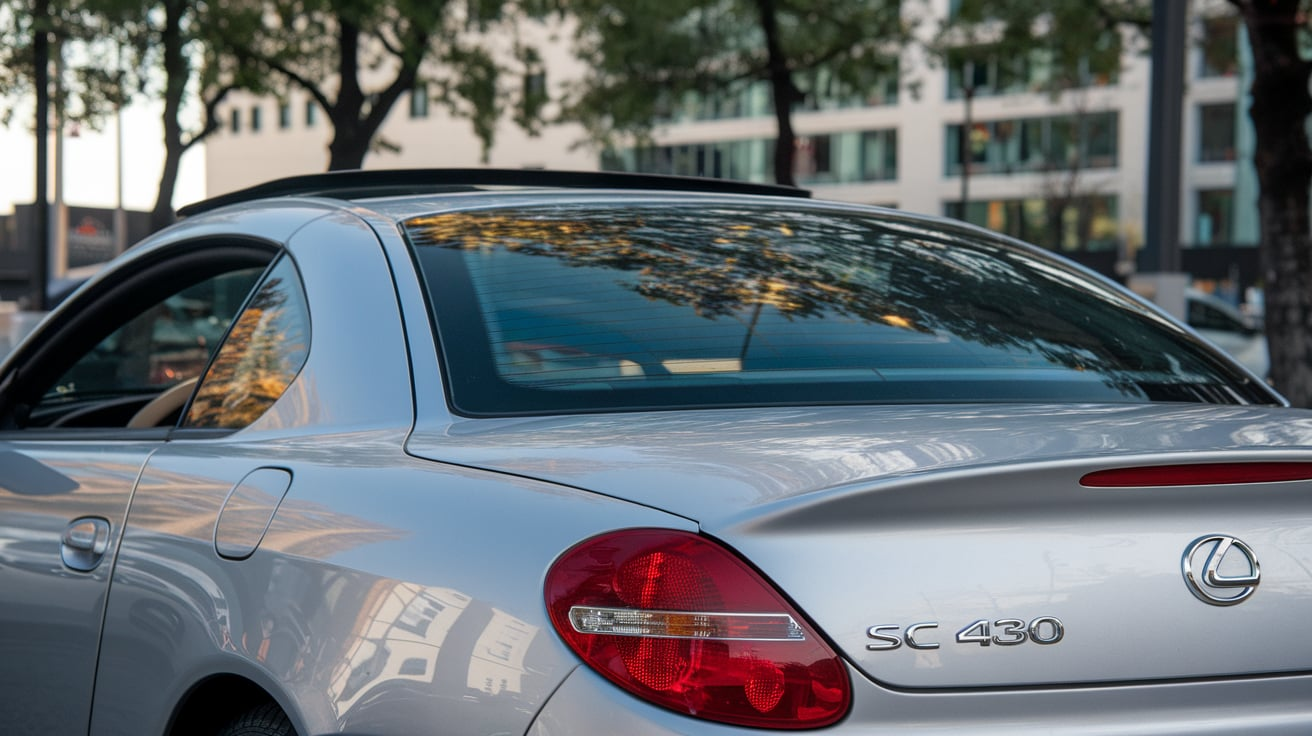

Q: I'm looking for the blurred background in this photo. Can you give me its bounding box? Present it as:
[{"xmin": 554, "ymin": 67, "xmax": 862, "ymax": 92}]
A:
[{"xmin": 0, "ymin": 0, "xmax": 1299, "ymax": 396}]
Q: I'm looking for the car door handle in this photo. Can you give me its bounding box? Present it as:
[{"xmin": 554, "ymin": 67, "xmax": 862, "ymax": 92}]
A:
[{"xmin": 62, "ymin": 517, "xmax": 111, "ymax": 572}]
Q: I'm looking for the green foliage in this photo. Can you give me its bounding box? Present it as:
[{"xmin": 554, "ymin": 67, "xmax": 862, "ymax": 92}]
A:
[
  {"xmin": 442, "ymin": 43, "xmax": 502, "ymax": 161},
  {"xmin": 559, "ymin": 0, "xmax": 907, "ymax": 149},
  {"xmin": 934, "ymin": 0, "xmax": 1150, "ymax": 95},
  {"xmin": 220, "ymin": 0, "xmax": 552, "ymax": 167},
  {"xmin": 0, "ymin": 0, "xmax": 134, "ymax": 129}
]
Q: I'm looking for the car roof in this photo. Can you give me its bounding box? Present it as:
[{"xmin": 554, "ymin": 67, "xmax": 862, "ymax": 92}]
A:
[{"xmin": 177, "ymin": 168, "xmax": 812, "ymax": 219}]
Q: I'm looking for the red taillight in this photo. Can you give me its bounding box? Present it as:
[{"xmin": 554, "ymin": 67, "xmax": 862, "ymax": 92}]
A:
[
  {"xmin": 1080, "ymin": 462, "xmax": 1312, "ymax": 487},
  {"xmin": 545, "ymin": 529, "xmax": 850, "ymax": 729}
]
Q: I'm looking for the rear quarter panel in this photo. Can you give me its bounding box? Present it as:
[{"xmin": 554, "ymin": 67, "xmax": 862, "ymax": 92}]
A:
[{"xmin": 92, "ymin": 437, "xmax": 695, "ymax": 735}]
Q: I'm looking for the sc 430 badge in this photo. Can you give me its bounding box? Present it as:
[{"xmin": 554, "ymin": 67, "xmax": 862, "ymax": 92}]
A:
[{"xmin": 866, "ymin": 617, "xmax": 1064, "ymax": 651}]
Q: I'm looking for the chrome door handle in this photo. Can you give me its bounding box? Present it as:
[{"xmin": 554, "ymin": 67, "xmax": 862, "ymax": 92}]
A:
[{"xmin": 61, "ymin": 517, "xmax": 111, "ymax": 572}]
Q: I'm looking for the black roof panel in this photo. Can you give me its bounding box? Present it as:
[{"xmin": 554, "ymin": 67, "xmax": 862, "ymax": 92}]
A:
[{"xmin": 179, "ymin": 168, "xmax": 811, "ymax": 217}]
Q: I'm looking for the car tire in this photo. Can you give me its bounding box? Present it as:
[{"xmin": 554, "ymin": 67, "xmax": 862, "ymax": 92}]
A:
[{"xmin": 217, "ymin": 703, "xmax": 296, "ymax": 736}]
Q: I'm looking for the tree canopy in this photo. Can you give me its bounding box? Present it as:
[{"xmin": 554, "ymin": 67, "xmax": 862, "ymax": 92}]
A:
[
  {"xmin": 936, "ymin": 0, "xmax": 1149, "ymax": 94},
  {"xmin": 0, "ymin": 0, "xmax": 130, "ymax": 129},
  {"xmin": 218, "ymin": 0, "xmax": 552, "ymax": 170},
  {"xmin": 560, "ymin": 0, "xmax": 907, "ymax": 186}
]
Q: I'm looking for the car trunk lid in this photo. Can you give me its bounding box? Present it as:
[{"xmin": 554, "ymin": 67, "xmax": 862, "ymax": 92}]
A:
[
  {"xmin": 409, "ymin": 403, "xmax": 1312, "ymax": 687},
  {"xmin": 705, "ymin": 456, "xmax": 1312, "ymax": 687}
]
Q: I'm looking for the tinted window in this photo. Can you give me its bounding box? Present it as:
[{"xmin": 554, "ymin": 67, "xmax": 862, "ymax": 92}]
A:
[
  {"xmin": 184, "ymin": 257, "xmax": 310, "ymax": 429},
  {"xmin": 406, "ymin": 204, "xmax": 1272, "ymax": 416},
  {"xmin": 39, "ymin": 268, "xmax": 263, "ymax": 413},
  {"xmin": 1189, "ymin": 299, "xmax": 1247, "ymax": 333}
]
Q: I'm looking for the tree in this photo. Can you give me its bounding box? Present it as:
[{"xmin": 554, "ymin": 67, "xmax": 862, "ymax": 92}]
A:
[
  {"xmin": 1033, "ymin": 92, "xmax": 1118, "ymax": 252},
  {"xmin": 1227, "ymin": 1, "xmax": 1312, "ymax": 405},
  {"xmin": 0, "ymin": 0, "xmax": 260, "ymax": 231},
  {"xmin": 0, "ymin": 0, "xmax": 127, "ymax": 129},
  {"xmin": 936, "ymin": 1, "xmax": 1148, "ymax": 88},
  {"xmin": 104, "ymin": 0, "xmax": 265, "ymax": 230},
  {"xmin": 560, "ymin": 0, "xmax": 907, "ymax": 186},
  {"xmin": 933, "ymin": 1, "xmax": 1148, "ymax": 253},
  {"xmin": 224, "ymin": 0, "xmax": 547, "ymax": 170}
]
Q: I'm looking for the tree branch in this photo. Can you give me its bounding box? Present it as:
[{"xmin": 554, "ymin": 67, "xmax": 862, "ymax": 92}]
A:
[
  {"xmin": 373, "ymin": 22, "xmax": 404, "ymax": 58},
  {"xmin": 1092, "ymin": 2, "xmax": 1151, "ymax": 33},
  {"xmin": 180, "ymin": 82, "xmax": 238, "ymax": 153},
  {"xmin": 238, "ymin": 48, "xmax": 333, "ymax": 112}
]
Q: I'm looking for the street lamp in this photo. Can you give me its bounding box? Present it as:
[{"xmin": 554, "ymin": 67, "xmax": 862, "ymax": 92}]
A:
[{"xmin": 959, "ymin": 59, "xmax": 976, "ymax": 220}]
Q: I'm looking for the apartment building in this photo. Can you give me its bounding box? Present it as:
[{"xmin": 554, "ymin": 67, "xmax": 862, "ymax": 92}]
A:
[{"xmin": 205, "ymin": 1, "xmax": 1254, "ymax": 283}]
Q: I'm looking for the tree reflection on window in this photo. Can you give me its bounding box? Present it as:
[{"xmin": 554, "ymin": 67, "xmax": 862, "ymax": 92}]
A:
[
  {"xmin": 184, "ymin": 257, "xmax": 309, "ymax": 429},
  {"xmin": 403, "ymin": 204, "xmax": 1271, "ymax": 413}
]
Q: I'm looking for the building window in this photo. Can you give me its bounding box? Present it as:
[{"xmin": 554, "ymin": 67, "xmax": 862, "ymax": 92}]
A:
[
  {"xmin": 305, "ymin": 100, "xmax": 318, "ymax": 127},
  {"xmin": 1199, "ymin": 15, "xmax": 1239, "ymax": 78},
  {"xmin": 1199, "ymin": 103, "xmax": 1237, "ymax": 162},
  {"xmin": 860, "ymin": 129, "xmax": 898, "ymax": 182},
  {"xmin": 604, "ymin": 129, "xmax": 898, "ymax": 186},
  {"xmin": 229, "ymin": 108, "xmax": 240, "ymax": 134},
  {"xmin": 250, "ymin": 105, "xmax": 262, "ymax": 132},
  {"xmin": 796, "ymin": 64, "xmax": 899, "ymax": 110},
  {"xmin": 795, "ymin": 136, "xmax": 832, "ymax": 181},
  {"xmin": 946, "ymin": 112, "xmax": 1118, "ymax": 175},
  {"xmin": 947, "ymin": 45, "xmax": 1117, "ymax": 100},
  {"xmin": 944, "ymin": 195, "xmax": 1120, "ymax": 252},
  {"xmin": 947, "ymin": 51, "xmax": 1009, "ymax": 98},
  {"xmin": 522, "ymin": 71, "xmax": 547, "ymax": 118},
  {"xmin": 410, "ymin": 83, "xmax": 430, "ymax": 119},
  {"xmin": 278, "ymin": 101, "xmax": 292, "ymax": 130},
  {"xmin": 1197, "ymin": 189, "xmax": 1235, "ymax": 245},
  {"xmin": 655, "ymin": 65, "xmax": 896, "ymax": 125}
]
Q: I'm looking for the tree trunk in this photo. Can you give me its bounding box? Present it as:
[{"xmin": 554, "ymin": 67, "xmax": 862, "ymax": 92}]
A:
[
  {"xmin": 151, "ymin": 0, "xmax": 188, "ymax": 232},
  {"xmin": 755, "ymin": 0, "xmax": 803, "ymax": 187},
  {"xmin": 1233, "ymin": 0, "xmax": 1312, "ymax": 405},
  {"xmin": 327, "ymin": 130, "xmax": 369, "ymax": 170},
  {"xmin": 324, "ymin": 19, "xmax": 423, "ymax": 171},
  {"xmin": 327, "ymin": 19, "xmax": 368, "ymax": 171}
]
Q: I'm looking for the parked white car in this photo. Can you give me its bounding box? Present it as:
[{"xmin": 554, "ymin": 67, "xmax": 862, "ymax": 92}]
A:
[{"xmin": 1187, "ymin": 288, "xmax": 1269, "ymax": 379}]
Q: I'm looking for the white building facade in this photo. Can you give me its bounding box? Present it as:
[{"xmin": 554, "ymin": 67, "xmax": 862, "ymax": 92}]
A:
[{"xmin": 205, "ymin": 1, "xmax": 1253, "ymax": 283}]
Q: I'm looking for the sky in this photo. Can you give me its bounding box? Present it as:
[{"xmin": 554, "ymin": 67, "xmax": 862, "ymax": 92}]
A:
[{"xmin": 0, "ymin": 99, "xmax": 206, "ymax": 215}]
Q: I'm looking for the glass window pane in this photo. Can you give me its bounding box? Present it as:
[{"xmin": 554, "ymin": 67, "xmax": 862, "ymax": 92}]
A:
[
  {"xmin": 1200, "ymin": 15, "xmax": 1239, "ymax": 78},
  {"xmin": 184, "ymin": 257, "xmax": 310, "ymax": 430},
  {"xmin": 1199, "ymin": 103, "xmax": 1237, "ymax": 162},
  {"xmin": 1197, "ymin": 189, "xmax": 1235, "ymax": 245},
  {"xmin": 36, "ymin": 267, "xmax": 265, "ymax": 424},
  {"xmin": 406, "ymin": 204, "xmax": 1263, "ymax": 414}
]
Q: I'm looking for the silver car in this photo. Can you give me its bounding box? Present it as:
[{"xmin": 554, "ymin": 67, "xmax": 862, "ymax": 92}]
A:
[{"xmin": 1, "ymin": 169, "xmax": 1307, "ymax": 735}]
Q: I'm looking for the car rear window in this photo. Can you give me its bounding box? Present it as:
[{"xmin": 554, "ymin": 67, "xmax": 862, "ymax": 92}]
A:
[{"xmin": 404, "ymin": 202, "xmax": 1274, "ymax": 416}]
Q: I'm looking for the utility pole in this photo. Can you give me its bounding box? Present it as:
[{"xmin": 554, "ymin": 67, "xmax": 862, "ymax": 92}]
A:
[
  {"xmin": 1134, "ymin": 0, "xmax": 1189, "ymax": 319},
  {"xmin": 52, "ymin": 37, "xmax": 67, "ymax": 281},
  {"xmin": 32, "ymin": 0, "xmax": 50, "ymax": 311},
  {"xmin": 1143, "ymin": 0, "xmax": 1187, "ymax": 273},
  {"xmin": 114, "ymin": 43, "xmax": 127, "ymax": 255}
]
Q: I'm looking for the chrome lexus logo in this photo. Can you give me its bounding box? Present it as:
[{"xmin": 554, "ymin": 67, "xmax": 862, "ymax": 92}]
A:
[{"xmin": 1181, "ymin": 535, "xmax": 1260, "ymax": 606}]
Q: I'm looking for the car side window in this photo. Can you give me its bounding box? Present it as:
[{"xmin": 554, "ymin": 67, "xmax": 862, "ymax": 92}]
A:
[
  {"xmin": 31, "ymin": 268, "xmax": 265, "ymax": 427},
  {"xmin": 1189, "ymin": 300, "xmax": 1246, "ymax": 333},
  {"xmin": 183, "ymin": 256, "xmax": 310, "ymax": 430}
]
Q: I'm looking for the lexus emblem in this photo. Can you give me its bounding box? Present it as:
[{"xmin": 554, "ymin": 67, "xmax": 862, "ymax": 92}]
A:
[{"xmin": 1181, "ymin": 535, "xmax": 1260, "ymax": 606}]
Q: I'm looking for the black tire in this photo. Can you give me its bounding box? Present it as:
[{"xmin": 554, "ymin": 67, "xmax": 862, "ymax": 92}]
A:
[{"xmin": 217, "ymin": 703, "xmax": 297, "ymax": 736}]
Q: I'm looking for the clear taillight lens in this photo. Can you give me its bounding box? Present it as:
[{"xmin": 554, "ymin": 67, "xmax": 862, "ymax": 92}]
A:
[{"xmin": 545, "ymin": 529, "xmax": 850, "ymax": 729}]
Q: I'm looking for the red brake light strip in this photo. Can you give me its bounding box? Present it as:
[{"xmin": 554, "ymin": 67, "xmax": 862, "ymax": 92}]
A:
[{"xmin": 1081, "ymin": 462, "xmax": 1312, "ymax": 487}]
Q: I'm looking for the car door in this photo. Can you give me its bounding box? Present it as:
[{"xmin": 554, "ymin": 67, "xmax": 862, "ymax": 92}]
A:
[
  {"xmin": 86, "ymin": 212, "xmax": 420, "ymax": 735},
  {"xmin": 0, "ymin": 242, "xmax": 274, "ymax": 734}
]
